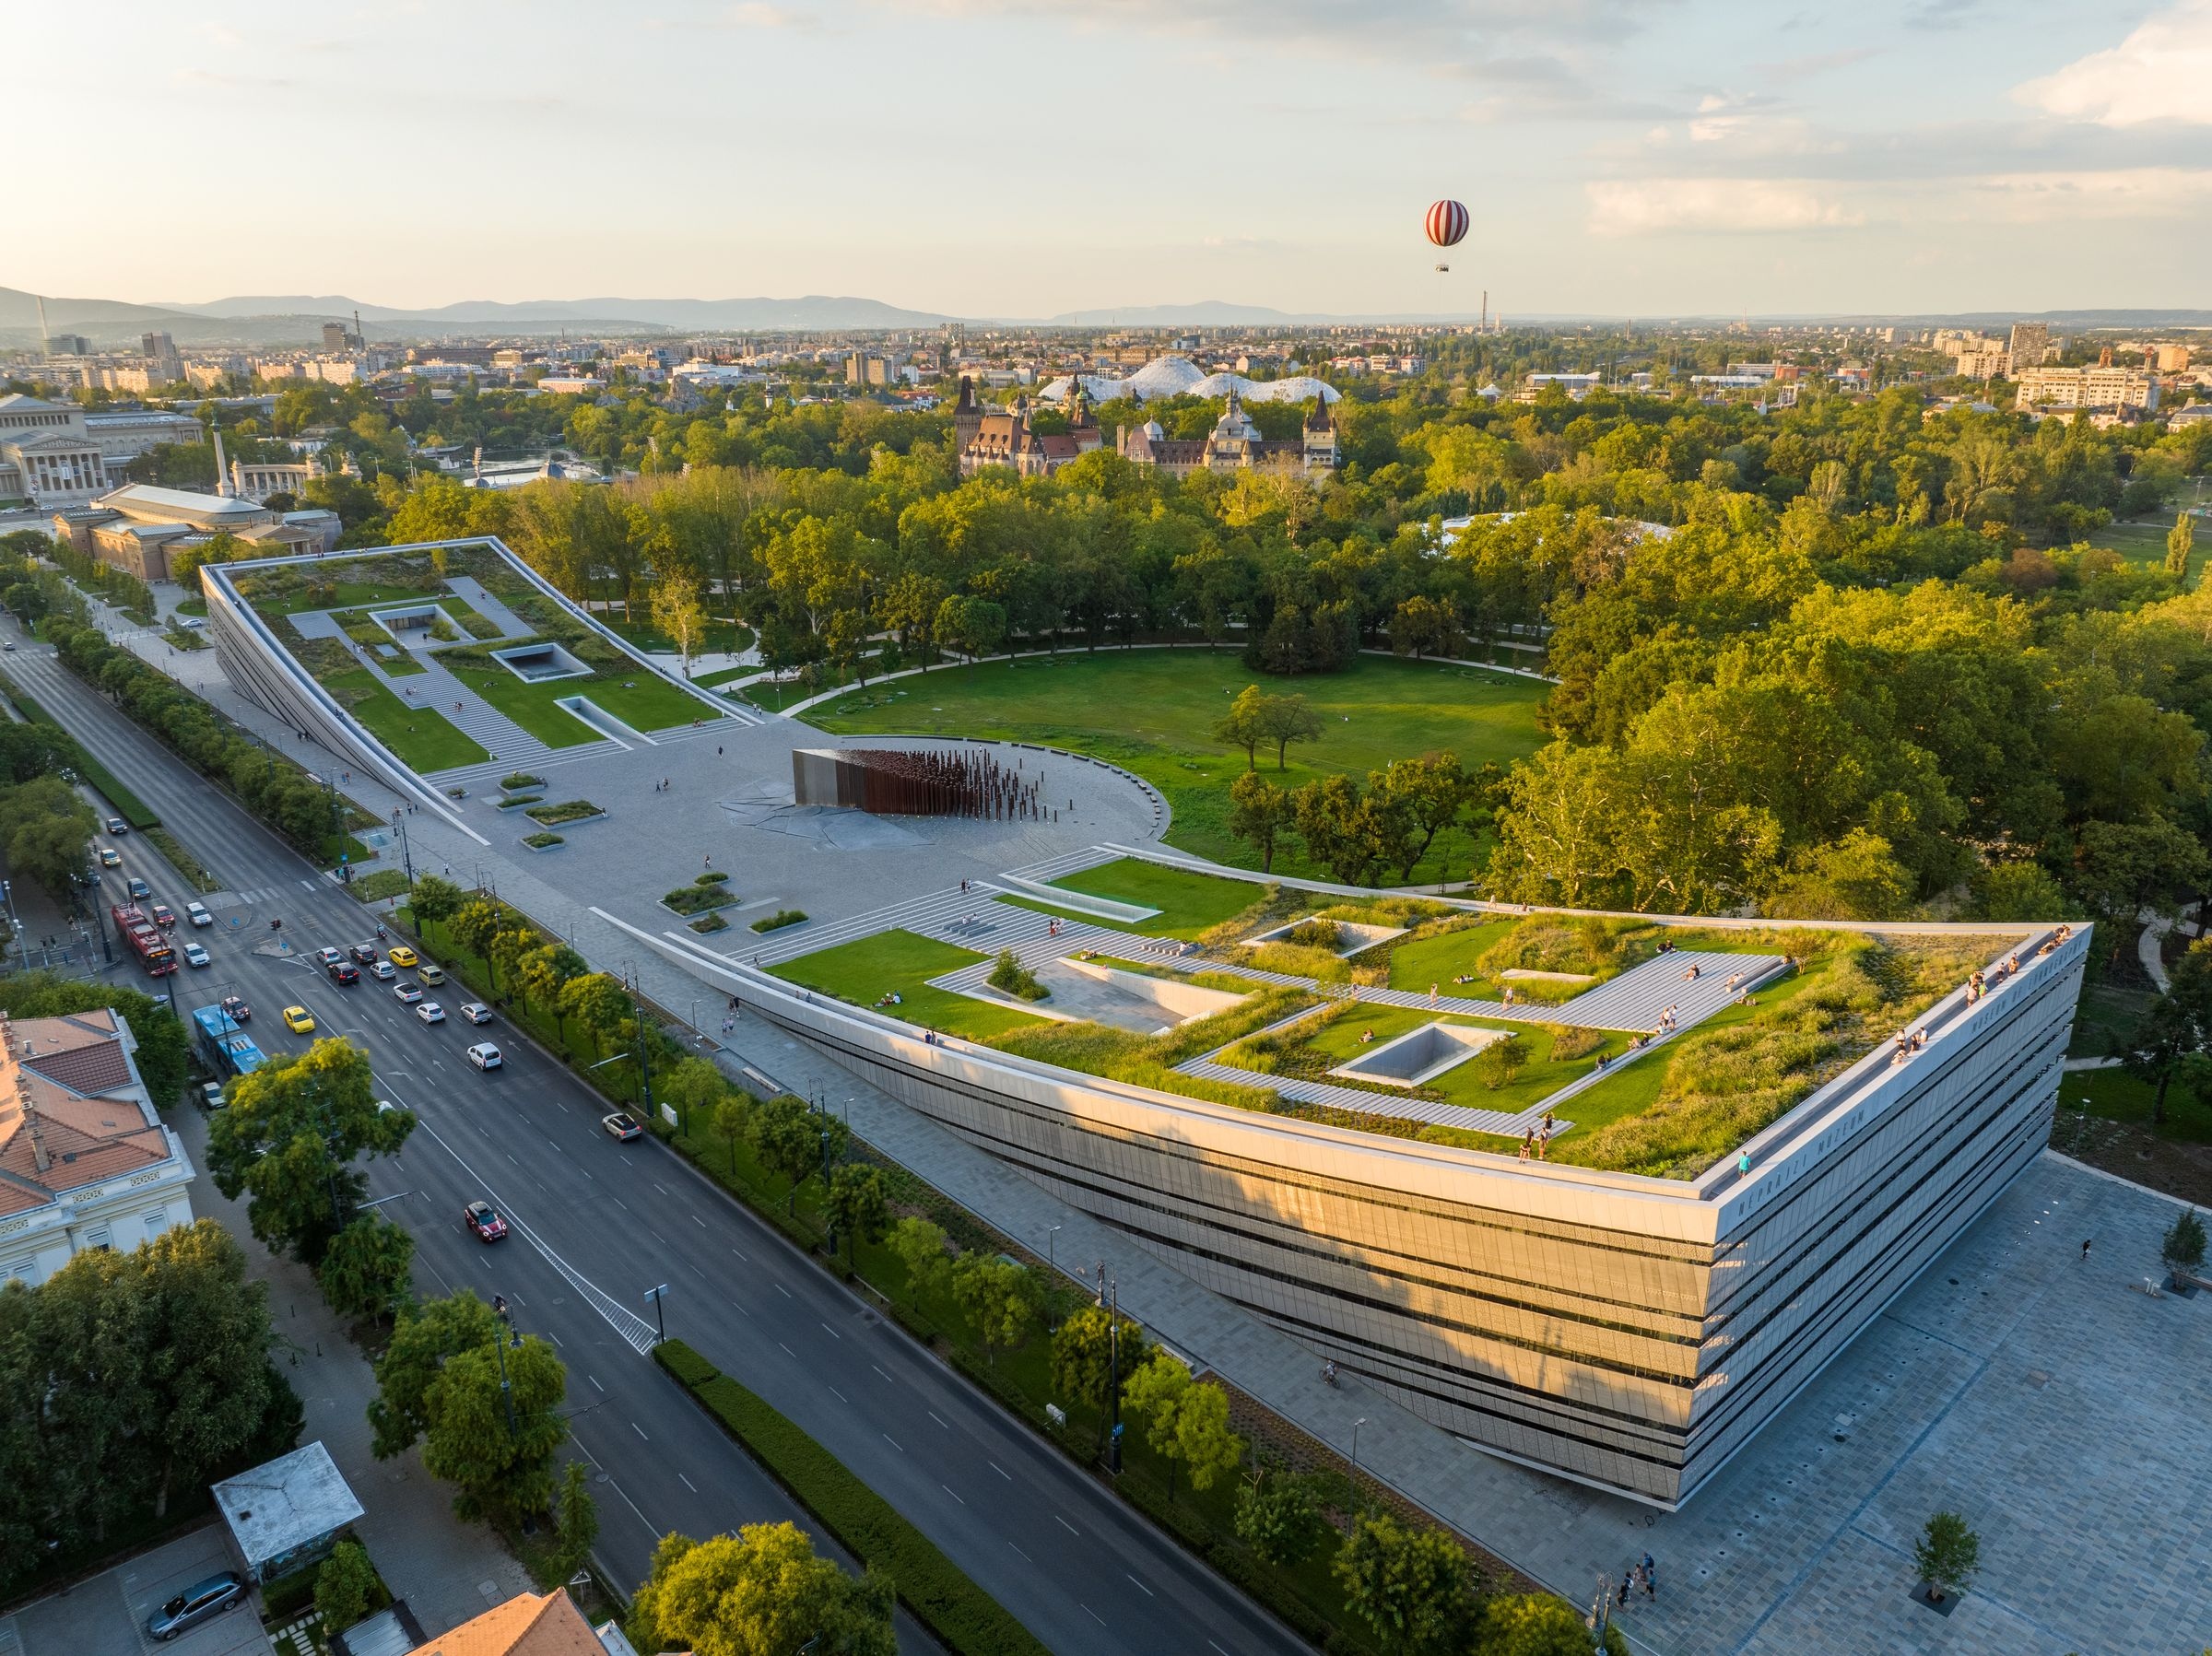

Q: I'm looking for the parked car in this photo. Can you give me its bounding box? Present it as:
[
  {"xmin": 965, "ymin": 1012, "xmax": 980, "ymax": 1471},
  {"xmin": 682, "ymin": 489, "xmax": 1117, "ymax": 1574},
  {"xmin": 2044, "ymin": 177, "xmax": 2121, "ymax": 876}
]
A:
[
  {"xmin": 281, "ymin": 1005, "xmax": 316, "ymax": 1034},
  {"xmin": 106, "ymin": 817, "xmax": 129, "ymax": 836},
  {"xmin": 417, "ymin": 963, "xmax": 446, "ymax": 987},
  {"xmin": 602, "ymin": 1111, "xmax": 642, "ymax": 1142},
  {"xmin": 327, "ymin": 960, "xmax": 359, "ymax": 985},
  {"xmin": 182, "ymin": 942, "xmax": 210, "ymax": 968},
  {"xmin": 150, "ymin": 903, "xmax": 176, "ymax": 927},
  {"xmin": 219, "ymin": 994, "xmax": 251, "ymax": 1023},
  {"xmin": 186, "ymin": 900, "xmax": 212, "ymax": 926},
  {"xmin": 459, "ymin": 1002, "xmax": 492, "ymax": 1025},
  {"xmin": 147, "ymin": 1572, "xmax": 246, "ymax": 1641},
  {"xmin": 463, "ymin": 1200, "xmax": 508, "ymax": 1241},
  {"xmin": 126, "ymin": 876, "xmax": 152, "ymax": 899},
  {"xmin": 348, "ymin": 942, "xmax": 379, "ymax": 964},
  {"xmin": 465, "ymin": 1042, "xmax": 502, "ymax": 1070},
  {"xmin": 393, "ymin": 981, "xmax": 423, "ymax": 1005},
  {"xmin": 416, "ymin": 1001, "xmax": 446, "ymax": 1025},
  {"xmin": 98, "ymin": 846, "xmax": 122, "ymax": 866},
  {"xmin": 199, "ymin": 1081, "xmax": 227, "ymax": 1110},
  {"xmin": 387, "ymin": 945, "xmax": 418, "ymax": 968}
]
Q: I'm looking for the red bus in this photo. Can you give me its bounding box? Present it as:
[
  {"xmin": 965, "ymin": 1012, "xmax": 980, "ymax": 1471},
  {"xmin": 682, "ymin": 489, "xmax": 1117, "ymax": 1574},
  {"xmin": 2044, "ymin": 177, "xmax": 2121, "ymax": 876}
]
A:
[{"xmin": 112, "ymin": 904, "xmax": 177, "ymax": 976}]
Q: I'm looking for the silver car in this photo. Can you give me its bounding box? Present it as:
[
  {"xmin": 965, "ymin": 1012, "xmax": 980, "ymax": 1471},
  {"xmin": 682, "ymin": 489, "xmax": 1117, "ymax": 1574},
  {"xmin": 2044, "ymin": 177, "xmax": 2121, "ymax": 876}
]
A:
[{"xmin": 147, "ymin": 1572, "xmax": 246, "ymax": 1640}]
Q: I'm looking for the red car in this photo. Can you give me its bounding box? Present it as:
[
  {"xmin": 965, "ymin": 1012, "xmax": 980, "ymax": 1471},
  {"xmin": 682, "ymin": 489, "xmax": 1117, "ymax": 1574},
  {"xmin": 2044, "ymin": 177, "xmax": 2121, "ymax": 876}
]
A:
[
  {"xmin": 219, "ymin": 995, "xmax": 251, "ymax": 1023},
  {"xmin": 463, "ymin": 1201, "xmax": 508, "ymax": 1242}
]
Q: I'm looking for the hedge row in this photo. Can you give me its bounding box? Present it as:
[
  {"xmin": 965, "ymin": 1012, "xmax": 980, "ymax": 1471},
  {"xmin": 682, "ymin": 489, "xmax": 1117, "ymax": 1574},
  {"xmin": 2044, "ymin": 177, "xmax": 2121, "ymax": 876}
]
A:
[
  {"xmin": 0, "ymin": 668, "xmax": 160, "ymax": 827},
  {"xmin": 653, "ymin": 1341, "xmax": 1049, "ymax": 1656}
]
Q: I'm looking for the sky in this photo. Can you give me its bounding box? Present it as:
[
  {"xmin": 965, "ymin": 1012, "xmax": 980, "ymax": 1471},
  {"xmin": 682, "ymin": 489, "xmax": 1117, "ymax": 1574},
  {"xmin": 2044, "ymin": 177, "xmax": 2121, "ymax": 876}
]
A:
[{"xmin": 11, "ymin": 0, "xmax": 2212, "ymax": 319}]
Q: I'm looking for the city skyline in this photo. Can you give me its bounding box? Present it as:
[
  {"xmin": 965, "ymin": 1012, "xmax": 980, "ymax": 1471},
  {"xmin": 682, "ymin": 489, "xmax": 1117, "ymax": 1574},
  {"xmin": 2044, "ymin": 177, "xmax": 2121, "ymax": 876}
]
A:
[{"xmin": 8, "ymin": 0, "xmax": 2208, "ymax": 319}]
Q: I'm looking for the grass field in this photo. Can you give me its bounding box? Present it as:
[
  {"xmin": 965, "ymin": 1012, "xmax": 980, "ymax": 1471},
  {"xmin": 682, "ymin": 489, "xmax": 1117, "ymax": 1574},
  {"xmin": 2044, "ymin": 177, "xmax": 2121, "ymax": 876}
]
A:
[
  {"xmin": 1047, "ymin": 857, "xmax": 1268, "ymax": 939},
  {"xmin": 769, "ymin": 929, "xmax": 1048, "ymax": 1039},
  {"xmin": 694, "ymin": 664, "xmax": 757, "ymax": 689},
  {"xmin": 805, "ymin": 650, "xmax": 1548, "ymax": 883},
  {"xmin": 324, "ymin": 668, "xmax": 489, "ymax": 772},
  {"xmin": 246, "ymin": 579, "xmax": 438, "ymax": 616},
  {"xmin": 600, "ymin": 613, "xmax": 756, "ymax": 656},
  {"xmin": 455, "ymin": 662, "xmax": 714, "ymax": 746},
  {"xmin": 2084, "ymin": 514, "xmax": 2206, "ymax": 570}
]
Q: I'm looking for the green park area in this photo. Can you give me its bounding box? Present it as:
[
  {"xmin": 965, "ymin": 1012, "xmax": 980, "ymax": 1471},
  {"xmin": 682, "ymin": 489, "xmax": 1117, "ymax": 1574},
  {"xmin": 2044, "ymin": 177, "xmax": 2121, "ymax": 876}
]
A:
[
  {"xmin": 2087, "ymin": 516, "xmax": 2191, "ymax": 569},
  {"xmin": 242, "ymin": 578, "xmax": 433, "ymax": 617},
  {"xmin": 806, "ymin": 650, "xmax": 1547, "ymax": 882},
  {"xmin": 454, "ymin": 658, "xmax": 713, "ymax": 746},
  {"xmin": 322, "ymin": 667, "xmax": 488, "ymax": 772},
  {"xmin": 770, "ymin": 930, "xmax": 1048, "ymax": 1040},
  {"xmin": 1037, "ymin": 856, "xmax": 1268, "ymax": 939},
  {"xmin": 600, "ymin": 611, "xmax": 756, "ymax": 658}
]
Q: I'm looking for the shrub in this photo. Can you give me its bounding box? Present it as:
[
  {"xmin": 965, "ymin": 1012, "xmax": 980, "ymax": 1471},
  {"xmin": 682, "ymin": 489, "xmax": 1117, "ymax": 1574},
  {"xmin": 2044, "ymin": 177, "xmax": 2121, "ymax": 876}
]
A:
[
  {"xmin": 688, "ymin": 913, "xmax": 729, "ymax": 934},
  {"xmin": 1545, "ymin": 1023, "xmax": 1605, "ymax": 1063},
  {"xmin": 525, "ymin": 798, "xmax": 603, "ymax": 826},
  {"xmin": 696, "ymin": 870, "xmax": 730, "ymax": 886},
  {"xmin": 500, "ymin": 771, "xmax": 546, "ymax": 793},
  {"xmin": 522, "ymin": 832, "xmax": 565, "ymax": 849},
  {"xmin": 664, "ymin": 885, "xmax": 735, "ymax": 916},
  {"xmin": 2162, "ymin": 1209, "xmax": 2207, "ymax": 1278},
  {"xmin": 653, "ymin": 1342, "xmax": 1050, "ymax": 1656},
  {"xmin": 1280, "ymin": 919, "xmax": 1342, "ymax": 952},
  {"xmin": 1245, "ymin": 940, "xmax": 1349, "ymax": 982},
  {"xmin": 752, "ymin": 910, "xmax": 807, "ymax": 933},
  {"xmin": 987, "ymin": 950, "xmax": 1048, "ymax": 1002},
  {"xmin": 314, "ymin": 1540, "xmax": 377, "ymax": 1629},
  {"xmin": 500, "ymin": 793, "xmax": 543, "ymax": 809}
]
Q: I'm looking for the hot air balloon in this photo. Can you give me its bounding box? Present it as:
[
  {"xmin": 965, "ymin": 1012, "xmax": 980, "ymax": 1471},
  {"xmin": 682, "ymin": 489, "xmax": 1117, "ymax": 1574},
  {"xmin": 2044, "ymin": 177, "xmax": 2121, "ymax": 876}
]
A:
[{"xmin": 1426, "ymin": 199, "xmax": 1469, "ymax": 271}]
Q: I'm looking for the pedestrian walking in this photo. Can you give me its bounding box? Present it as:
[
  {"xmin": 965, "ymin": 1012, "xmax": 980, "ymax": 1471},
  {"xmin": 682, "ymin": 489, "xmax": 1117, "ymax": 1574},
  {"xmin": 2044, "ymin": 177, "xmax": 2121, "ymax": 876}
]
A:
[
  {"xmin": 704, "ymin": 854, "xmax": 712, "ymax": 868},
  {"xmin": 2081, "ymin": 1238, "xmax": 2092, "ymax": 1262},
  {"xmin": 1641, "ymin": 1554, "xmax": 1656, "ymax": 1599},
  {"xmin": 717, "ymin": 746, "xmax": 723, "ymax": 756},
  {"xmin": 1617, "ymin": 1572, "xmax": 1630, "ymax": 1609}
]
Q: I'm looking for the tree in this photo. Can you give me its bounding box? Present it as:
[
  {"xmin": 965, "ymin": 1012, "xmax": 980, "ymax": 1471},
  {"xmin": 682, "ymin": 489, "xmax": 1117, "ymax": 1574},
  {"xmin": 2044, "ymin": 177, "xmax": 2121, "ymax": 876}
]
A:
[
  {"xmin": 0, "ymin": 775, "xmax": 97, "ymax": 898},
  {"xmin": 1292, "ymin": 774, "xmax": 1383, "ymax": 887},
  {"xmin": 710, "ymin": 1093, "xmax": 754, "ymax": 1175},
  {"xmin": 659, "ymin": 1055, "xmax": 727, "ymax": 1136},
  {"xmin": 1392, "ymin": 594, "xmax": 1464, "ymax": 661},
  {"xmin": 2124, "ymin": 941, "xmax": 2212, "ymax": 1125},
  {"xmin": 1256, "ymin": 691, "xmax": 1324, "ymax": 770},
  {"xmin": 409, "ymin": 873, "xmax": 465, "ymax": 925},
  {"xmin": 370, "ymin": 1290, "xmax": 500, "ymax": 1458},
  {"xmin": 1228, "ymin": 771, "xmax": 1295, "ymax": 873},
  {"xmin": 437, "ymin": 898, "xmax": 500, "ymax": 975},
  {"xmin": 317, "ymin": 1213, "xmax": 417, "ymax": 1323},
  {"xmin": 1234, "ymin": 1469, "xmax": 1326, "ymax": 1568},
  {"xmin": 1477, "ymin": 1034, "xmax": 1528, "ymax": 1091},
  {"xmin": 314, "ymin": 1540, "xmax": 377, "ymax": 1630},
  {"xmin": 552, "ymin": 1459, "xmax": 600, "ymax": 1580},
  {"xmin": 748, "ymin": 1094, "xmax": 841, "ymax": 1213},
  {"xmin": 651, "ymin": 573, "xmax": 711, "ymax": 677},
  {"xmin": 629, "ymin": 1525, "xmax": 896, "ymax": 1656},
  {"xmin": 560, "ymin": 972, "xmax": 634, "ymax": 1060},
  {"xmin": 419, "ymin": 1330, "xmax": 569, "ymax": 1526},
  {"xmin": 887, "ymin": 1216, "xmax": 953, "ymax": 1307},
  {"xmin": 1214, "ymin": 685, "xmax": 1269, "ymax": 771},
  {"xmin": 934, "ymin": 593, "xmax": 1006, "ymax": 681},
  {"xmin": 2169, "ymin": 511, "xmax": 2195, "ymax": 585},
  {"xmin": 1474, "ymin": 1593, "xmax": 1630, "ymax": 1656},
  {"xmin": 2070, "ymin": 818, "xmax": 2209, "ymax": 957},
  {"xmin": 206, "ymin": 1038, "xmax": 413, "ymax": 1264},
  {"xmin": 824, "ymin": 1164, "xmax": 890, "ymax": 1266},
  {"xmin": 949, "ymin": 1254, "xmax": 1042, "ymax": 1366},
  {"xmin": 1912, "ymin": 1510, "xmax": 1981, "ymax": 1603},
  {"xmin": 1370, "ymin": 754, "xmax": 1470, "ymax": 881},
  {"xmin": 1333, "ymin": 1510, "xmax": 1482, "ymax": 1655},
  {"xmin": 1050, "ymin": 1304, "xmax": 1149, "ymax": 1450},
  {"xmin": 2161, "ymin": 1209, "xmax": 2207, "ymax": 1286},
  {"xmin": 1121, "ymin": 1352, "xmax": 1242, "ymax": 1498}
]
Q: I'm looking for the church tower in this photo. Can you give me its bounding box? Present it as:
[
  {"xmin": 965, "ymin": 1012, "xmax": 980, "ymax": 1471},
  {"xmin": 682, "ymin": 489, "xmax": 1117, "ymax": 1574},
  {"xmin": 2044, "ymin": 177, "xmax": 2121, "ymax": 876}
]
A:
[
  {"xmin": 1302, "ymin": 396, "xmax": 1338, "ymax": 472},
  {"xmin": 952, "ymin": 376, "xmax": 983, "ymax": 457}
]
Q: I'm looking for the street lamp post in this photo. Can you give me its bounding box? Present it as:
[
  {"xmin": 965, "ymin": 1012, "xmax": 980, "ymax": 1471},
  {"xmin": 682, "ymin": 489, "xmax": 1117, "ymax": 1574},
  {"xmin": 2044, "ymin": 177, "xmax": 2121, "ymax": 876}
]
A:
[
  {"xmin": 643, "ymin": 1284, "xmax": 667, "ymax": 1345},
  {"xmin": 1043, "ymin": 1225, "xmax": 1062, "ymax": 1332},
  {"xmin": 489, "ymin": 1294, "xmax": 521, "ymax": 1438},
  {"xmin": 390, "ymin": 806, "xmax": 415, "ymax": 886},
  {"xmin": 1107, "ymin": 1276, "xmax": 1124, "ymax": 1474},
  {"xmin": 1349, "ymin": 1417, "xmax": 1367, "ymax": 1489}
]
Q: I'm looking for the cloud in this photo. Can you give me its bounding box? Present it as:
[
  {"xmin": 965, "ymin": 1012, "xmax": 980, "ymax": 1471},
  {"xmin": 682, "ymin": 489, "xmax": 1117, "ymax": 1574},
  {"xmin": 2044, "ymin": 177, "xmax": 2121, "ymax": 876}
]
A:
[
  {"xmin": 725, "ymin": 1, "xmax": 821, "ymax": 25},
  {"xmin": 1904, "ymin": 0, "xmax": 1983, "ymax": 29},
  {"xmin": 1755, "ymin": 45, "xmax": 1880, "ymax": 79},
  {"xmin": 1584, "ymin": 178, "xmax": 1860, "ymax": 235},
  {"xmin": 2017, "ymin": 0, "xmax": 2212, "ymax": 125},
  {"xmin": 1957, "ymin": 165, "xmax": 2212, "ymax": 220}
]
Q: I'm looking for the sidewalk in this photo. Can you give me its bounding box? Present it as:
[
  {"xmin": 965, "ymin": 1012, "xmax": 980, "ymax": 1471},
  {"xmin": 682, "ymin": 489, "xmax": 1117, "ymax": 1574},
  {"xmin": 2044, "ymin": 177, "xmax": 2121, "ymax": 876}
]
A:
[{"xmin": 172, "ymin": 1111, "xmax": 534, "ymax": 1638}]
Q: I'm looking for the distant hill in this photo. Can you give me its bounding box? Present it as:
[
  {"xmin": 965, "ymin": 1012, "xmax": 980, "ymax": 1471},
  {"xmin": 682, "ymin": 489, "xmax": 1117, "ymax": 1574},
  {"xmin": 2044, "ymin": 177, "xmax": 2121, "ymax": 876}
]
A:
[{"xmin": 155, "ymin": 294, "xmax": 956, "ymax": 331}]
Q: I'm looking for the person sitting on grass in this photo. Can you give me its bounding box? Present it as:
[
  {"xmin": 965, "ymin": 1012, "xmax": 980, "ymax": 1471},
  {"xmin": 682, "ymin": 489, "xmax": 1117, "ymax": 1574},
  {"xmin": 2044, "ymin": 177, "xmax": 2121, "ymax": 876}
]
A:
[{"xmin": 1359, "ymin": 1028, "xmax": 1375, "ymax": 1043}]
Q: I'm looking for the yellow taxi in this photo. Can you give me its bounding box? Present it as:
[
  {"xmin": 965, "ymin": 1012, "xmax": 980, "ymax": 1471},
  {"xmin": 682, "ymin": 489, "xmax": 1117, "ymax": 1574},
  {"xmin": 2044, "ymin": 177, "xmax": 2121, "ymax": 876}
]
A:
[
  {"xmin": 387, "ymin": 945, "xmax": 419, "ymax": 968},
  {"xmin": 281, "ymin": 1005, "xmax": 316, "ymax": 1034}
]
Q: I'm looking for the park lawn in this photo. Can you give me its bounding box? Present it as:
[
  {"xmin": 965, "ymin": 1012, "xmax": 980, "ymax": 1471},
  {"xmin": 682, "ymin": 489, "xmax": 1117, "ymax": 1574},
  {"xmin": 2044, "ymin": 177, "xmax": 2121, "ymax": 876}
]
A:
[
  {"xmin": 695, "ymin": 664, "xmax": 757, "ymax": 689},
  {"xmin": 323, "ymin": 668, "xmax": 489, "ymax": 772},
  {"xmin": 377, "ymin": 649, "xmax": 429, "ymax": 678},
  {"xmin": 455, "ymin": 664, "xmax": 714, "ymax": 746},
  {"xmin": 769, "ymin": 929, "xmax": 1047, "ymax": 1040},
  {"xmin": 598, "ymin": 611, "xmax": 756, "ymax": 655},
  {"xmin": 1048, "ymin": 856, "xmax": 1268, "ymax": 939},
  {"xmin": 2062, "ymin": 1066, "xmax": 2212, "ymax": 1144},
  {"xmin": 2085, "ymin": 518, "xmax": 2182, "ymax": 570},
  {"xmin": 173, "ymin": 596, "xmax": 207, "ymax": 617},
  {"xmin": 1382, "ymin": 919, "xmax": 1522, "ymax": 994},
  {"xmin": 805, "ymin": 650, "xmax": 1548, "ymax": 883}
]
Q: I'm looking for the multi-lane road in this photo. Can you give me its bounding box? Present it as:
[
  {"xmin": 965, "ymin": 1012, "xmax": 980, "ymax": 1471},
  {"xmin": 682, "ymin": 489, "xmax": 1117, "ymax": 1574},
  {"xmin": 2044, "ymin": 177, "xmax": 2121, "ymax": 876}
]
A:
[{"xmin": 0, "ymin": 624, "xmax": 1301, "ymax": 1656}]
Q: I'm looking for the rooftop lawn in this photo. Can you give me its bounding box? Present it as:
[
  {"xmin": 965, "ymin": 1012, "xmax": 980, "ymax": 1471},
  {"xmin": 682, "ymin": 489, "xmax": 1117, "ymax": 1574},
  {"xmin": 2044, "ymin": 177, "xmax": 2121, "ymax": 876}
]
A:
[
  {"xmin": 1047, "ymin": 856, "xmax": 1270, "ymax": 940},
  {"xmin": 244, "ymin": 579, "xmax": 441, "ymax": 616},
  {"xmin": 322, "ymin": 667, "xmax": 488, "ymax": 772},
  {"xmin": 453, "ymin": 659, "xmax": 719, "ymax": 746},
  {"xmin": 769, "ymin": 929, "xmax": 1048, "ymax": 1040},
  {"xmin": 803, "ymin": 649, "xmax": 1548, "ymax": 884}
]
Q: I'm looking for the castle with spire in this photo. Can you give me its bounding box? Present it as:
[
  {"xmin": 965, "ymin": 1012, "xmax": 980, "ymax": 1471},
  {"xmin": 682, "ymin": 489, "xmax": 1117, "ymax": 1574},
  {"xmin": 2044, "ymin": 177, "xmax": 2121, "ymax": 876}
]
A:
[{"xmin": 952, "ymin": 376, "xmax": 1337, "ymax": 482}]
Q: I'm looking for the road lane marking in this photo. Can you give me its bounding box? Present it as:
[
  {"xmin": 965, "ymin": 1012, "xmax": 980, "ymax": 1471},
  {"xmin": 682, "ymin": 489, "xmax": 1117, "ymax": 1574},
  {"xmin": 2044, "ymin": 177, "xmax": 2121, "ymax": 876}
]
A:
[
  {"xmin": 819, "ymin": 1322, "xmax": 840, "ymax": 1340},
  {"xmin": 1126, "ymin": 1575, "xmax": 1153, "ymax": 1597},
  {"xmin": 1056, "ymin": 1516, "xmax": 1079, "ymax": 1536},
  {"xmin": 612, "ymin": 1197, "xmax": 629, "ymax": 1211},
  {"xmin": 828, "ymin": 1385, "xmax": 847, "ymax": 1403},
  {"xmin": 882, "ymin": 1434, "xmax": 903, "ymax": 1452},
  {"xmin": 1209, "ymin": 1643, "xmax": 1231, "ymax": 1656},
  {"xmin": 631, "ymin": 1422, "xmax": 648, "ymax": 1440},
  {"xmin": 589, "ymin": 1375, "xmax": 604, "ymax": 1392},
  {"xmin": 941, "ymin": 1484, "xmax": 964, "ymax": 1505},
  {"xmin": 989, "ymin": 1462, "xmax": 1010, "ymax": 1481},
  {"xmin": 678, "ymin": 1473, "xmax": 697, "ymax": 1492},
  {"xmin": 654, "ymin": 1183, "xmax": 669, "ymax": 1194},
  {"xmin": 606, "ymin": 1475, "xmax": 657, "ymax": 1537},
  {"xmin": 928, "ymin": 1411, "xmax": 948, "ymax": 1430},
  {"xmin": 872, "ymin": 1365, "xmax": 893, "ymax": 1383},
  {"xmin": 730, "ymin": 1247, "xmax": 748, "ymax": 1262},
  {"xmin": 773, "ymin": 1283, "xmax": 791, "ymax": 1298},
  {"xmin": 779, "ymin": 1342, "xmax": 795, "ymax": 1356},
  {"xmin": 691, "ymin": 1214, "xmax": 706, "ymax": 1227},
  {"xmin": 1082, "ymin": 1605, "xmax": 1105, "ymax": 1627},
  {"xmin": 1008, "ymin": 1543, "xmax": 1031, "ymax": 1563}
]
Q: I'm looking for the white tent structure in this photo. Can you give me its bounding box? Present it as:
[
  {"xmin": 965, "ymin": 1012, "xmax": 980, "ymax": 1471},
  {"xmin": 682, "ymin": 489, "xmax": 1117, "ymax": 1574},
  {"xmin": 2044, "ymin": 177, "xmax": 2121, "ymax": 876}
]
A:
[{"xmin": 1040, "ymin": 355, "xmax": 1338, "ymax": 406}]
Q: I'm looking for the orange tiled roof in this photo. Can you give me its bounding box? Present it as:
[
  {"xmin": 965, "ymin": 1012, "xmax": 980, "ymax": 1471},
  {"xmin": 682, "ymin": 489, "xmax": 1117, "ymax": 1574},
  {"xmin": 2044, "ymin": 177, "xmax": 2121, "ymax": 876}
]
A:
[
  {"xmin": 405, "ymin": 1591, "xmax": 606, "ymax": 1656},
  {"xmin": 0, "ymin": 1010, "xmax": 165, "ymax": 1214}
]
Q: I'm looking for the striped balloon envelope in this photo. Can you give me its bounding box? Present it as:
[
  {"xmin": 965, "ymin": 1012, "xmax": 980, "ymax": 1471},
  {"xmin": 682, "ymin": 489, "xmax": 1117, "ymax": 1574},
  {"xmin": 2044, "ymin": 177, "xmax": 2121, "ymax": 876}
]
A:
[{"xmin": 1425, "ymin": 199, "xmax": 1470, "ymax": 249}]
